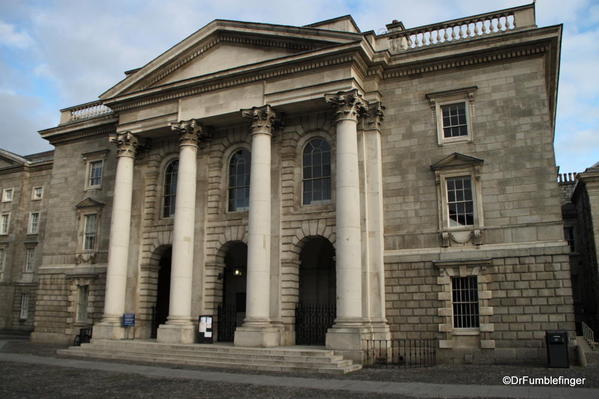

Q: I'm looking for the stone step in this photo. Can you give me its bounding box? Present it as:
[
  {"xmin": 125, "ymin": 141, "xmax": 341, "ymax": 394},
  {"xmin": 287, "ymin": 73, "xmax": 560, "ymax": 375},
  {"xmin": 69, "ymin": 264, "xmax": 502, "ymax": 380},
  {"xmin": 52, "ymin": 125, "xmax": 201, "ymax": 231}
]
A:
[
  {"xmin": 74, "ymin": 345, "xmax": 347, "ymax": 364},
  {"xmin": 58, "ymin": 346, "xmax": 361, "ymax": 374},
  {"xmin": 85, "ymin": 340, "xmax": 339, "ymax": 358}
]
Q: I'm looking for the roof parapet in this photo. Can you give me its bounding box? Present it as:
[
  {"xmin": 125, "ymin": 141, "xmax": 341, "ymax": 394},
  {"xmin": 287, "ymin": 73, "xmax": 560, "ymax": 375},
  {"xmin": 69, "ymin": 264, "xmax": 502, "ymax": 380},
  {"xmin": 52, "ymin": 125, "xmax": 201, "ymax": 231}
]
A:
[
  {"xmin": 59, "ymin": 100, "xmax": 113, "ymax": 125},
  {"xmin": 386, "ymin": 3, "xmax": 536, "ymax": 53}
]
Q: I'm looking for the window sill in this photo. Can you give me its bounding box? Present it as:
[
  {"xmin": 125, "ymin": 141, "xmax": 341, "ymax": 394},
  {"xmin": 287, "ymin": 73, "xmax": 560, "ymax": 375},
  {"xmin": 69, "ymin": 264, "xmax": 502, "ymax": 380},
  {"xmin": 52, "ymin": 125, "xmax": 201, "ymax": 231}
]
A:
[{"xmin": 452, "ymin": 328, "xmax": 480, "ymax": 336}]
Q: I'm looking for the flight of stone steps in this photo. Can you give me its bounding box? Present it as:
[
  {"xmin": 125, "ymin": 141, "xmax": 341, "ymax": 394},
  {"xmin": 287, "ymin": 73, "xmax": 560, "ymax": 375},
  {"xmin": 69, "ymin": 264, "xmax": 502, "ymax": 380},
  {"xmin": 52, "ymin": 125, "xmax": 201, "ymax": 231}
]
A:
[{"xmin": 57, "ymin": 339, "xmax": 362, "ymax": 374}]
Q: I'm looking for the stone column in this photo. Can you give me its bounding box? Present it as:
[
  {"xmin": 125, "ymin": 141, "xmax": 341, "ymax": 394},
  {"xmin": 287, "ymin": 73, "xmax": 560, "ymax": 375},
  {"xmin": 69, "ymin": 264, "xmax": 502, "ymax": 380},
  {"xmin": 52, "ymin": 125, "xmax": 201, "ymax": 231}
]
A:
[
  {"xmin": 324, "ymin": 90, "xmax": 370, "ymax": 360},
  {"xmin": 157, "ymin": 119, "xmax": 203, "ymax": 344},
  {"xmin": 93, "ymin": 131, "xmax": 138, "ymax": 340},
  {"xmin": 363, "ymin": 102, "xmax": 391, "ymax": 340},
  {"xmin": 234, "ymin": 105, "xmax": 281, "ymax": 347}
]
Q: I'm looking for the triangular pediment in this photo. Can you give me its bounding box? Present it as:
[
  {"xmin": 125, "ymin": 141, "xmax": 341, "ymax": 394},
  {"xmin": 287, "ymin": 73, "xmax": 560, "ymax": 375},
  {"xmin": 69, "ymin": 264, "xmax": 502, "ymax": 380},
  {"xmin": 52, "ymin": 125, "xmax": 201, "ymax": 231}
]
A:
[
  {"xmin": 430, "ymin": 153, "xmax": 484, "ymax": 171},
  {"xmin": 155, "ymin": 42, "xmax": 301, "ymax": 87},
  {"xmin": 100, "ymin": 19, "xmax": 361, "ymax": 100},
  {"xmin": 0, "ymin": 149, "xmax": 29, "ymax": 168},
  {"xmin": 75, "ymin": 197, "xmax": 105, "ymax": 209}
]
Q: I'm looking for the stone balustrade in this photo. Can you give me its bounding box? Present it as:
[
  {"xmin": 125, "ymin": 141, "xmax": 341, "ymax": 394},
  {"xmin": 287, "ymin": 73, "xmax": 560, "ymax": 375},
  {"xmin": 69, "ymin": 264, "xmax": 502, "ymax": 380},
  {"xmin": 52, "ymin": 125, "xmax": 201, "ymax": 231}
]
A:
[
  {"xmin": 557, "ymin": 172, "xmax": 577, "ymax": 184},
  {"xmin": 388, "ymin": 4, "xmax": 535, "ymax": 53},
  {"xmin": 59, "ymin": 100, "xmax": 112, "ymax": 124}
]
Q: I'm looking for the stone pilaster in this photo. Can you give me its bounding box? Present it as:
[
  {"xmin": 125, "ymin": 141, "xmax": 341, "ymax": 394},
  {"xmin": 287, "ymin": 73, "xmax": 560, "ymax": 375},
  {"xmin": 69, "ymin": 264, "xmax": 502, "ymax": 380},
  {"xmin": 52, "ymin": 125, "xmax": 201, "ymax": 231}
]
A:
[
  {"xmin": 324, "ymin": 90, "xmax": 370, "ymax": 360},
  {"xmin": 93, "ymin": 132, "xmax": 138, "ymax": 340},
  {"xmin": 234, "ymin": 105, "xmax": 281, "ymax": 347},
  {"xmin": 362, "ymin": 102, "xmax": 390, "ymax": 340},
  {"xmin": 157, "ymin": 119, "xmax": 206, "ymax": 344}
]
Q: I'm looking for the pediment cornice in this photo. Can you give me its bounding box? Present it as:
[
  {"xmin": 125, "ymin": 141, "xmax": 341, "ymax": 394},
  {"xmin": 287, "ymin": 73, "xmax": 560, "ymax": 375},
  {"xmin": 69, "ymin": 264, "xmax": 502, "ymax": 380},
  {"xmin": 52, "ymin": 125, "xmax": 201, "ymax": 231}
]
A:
[
  {"xmin": 430, "ymin": 152, "xmax": 484, "ymax": 171},
  {"xmin": 101, "ymin": 19, "xmax": 362, "ymax": 100},
  {"xmin": 104, "ymin": 43, "xmax": 366, "ymax": 113}
]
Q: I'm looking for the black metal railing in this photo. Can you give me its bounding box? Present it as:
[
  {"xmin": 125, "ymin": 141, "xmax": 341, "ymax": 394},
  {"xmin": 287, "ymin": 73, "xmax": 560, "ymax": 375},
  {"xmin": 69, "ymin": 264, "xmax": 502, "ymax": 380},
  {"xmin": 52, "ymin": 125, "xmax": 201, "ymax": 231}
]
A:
[
  {"xmin": 217, "ymin": 304, "xmax": 242, "ymax": 342},
  {"xmin": 295, "ymin": 303, "xmax": 336, "ymax": 345},
  {"xmin": 73, "ymin": 327, "xmax": 92, "ymax": 346},
  {"xmin": 363, "ymin": 339, "xmax": 437, "ymax": 368}
]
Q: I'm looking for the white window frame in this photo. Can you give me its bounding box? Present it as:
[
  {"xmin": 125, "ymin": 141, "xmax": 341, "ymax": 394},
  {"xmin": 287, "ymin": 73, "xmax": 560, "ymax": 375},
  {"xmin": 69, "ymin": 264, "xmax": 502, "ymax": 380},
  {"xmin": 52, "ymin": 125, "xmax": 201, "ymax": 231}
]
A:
[
  {"xmin": 28, "ymin": 212, "xmax": 40, "ymax": 234},
  {"xmin": 83, "ymin": 213, "xmax": 98, "ymax": 251},
  {"xmin": 24, "ymin": 247, "xmax": 35, "ymax": 273},
  {"xmin": 0, "ymin": 213, "xmax": 10, "ymax": 235},
  {"xmin": 86, "ymin": 159, "xmax": 104, "ymax": 189},
  {"xmin": 31, "ymin": 186, "xmax": 44, "ymax": 200},
  {"xmin": 438, "ymin": 169, "xmax": 484, "ymax": 232},
  {"xmin": 426, "ymin": 86, "xmax": 477, "ymax": 145},
  {"xmin": 2, "ymin": 188, "xmax": 14, "ymax": 202},
  {"xmin": 19, "ymin": 294, "xmax": 29, "ymax": 320}
]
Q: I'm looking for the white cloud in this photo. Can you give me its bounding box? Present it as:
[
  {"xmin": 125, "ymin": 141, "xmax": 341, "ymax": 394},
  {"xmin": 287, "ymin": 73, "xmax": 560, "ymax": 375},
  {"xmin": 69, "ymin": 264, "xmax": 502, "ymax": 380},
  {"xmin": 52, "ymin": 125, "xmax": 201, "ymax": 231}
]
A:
[
  {"xmin": 0, "ymin": 0, "xmax": 597, "ymax": 172},
  {"xmin": 0, "ymin": 20, "xmax": 33, "ymax": 48}
]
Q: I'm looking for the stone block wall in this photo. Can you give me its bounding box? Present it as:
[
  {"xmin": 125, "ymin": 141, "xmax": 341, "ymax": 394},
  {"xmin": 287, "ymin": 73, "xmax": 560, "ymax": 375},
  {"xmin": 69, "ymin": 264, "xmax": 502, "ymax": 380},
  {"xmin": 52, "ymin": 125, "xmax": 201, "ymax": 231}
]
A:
[{"xmin": 385, "ymin": 247, "xmax": 576, "ymax": 364}]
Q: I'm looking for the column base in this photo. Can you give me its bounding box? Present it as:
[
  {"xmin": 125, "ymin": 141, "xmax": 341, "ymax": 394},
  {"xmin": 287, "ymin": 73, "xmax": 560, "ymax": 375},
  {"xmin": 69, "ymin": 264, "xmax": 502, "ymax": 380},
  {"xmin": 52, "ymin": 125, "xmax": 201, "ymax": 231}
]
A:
[
  {"xmin": 234, "ymin": 325, "xmax": 281, "ymax": 347},
  {"xmin": 368, "ymin": 319, "xmax": 391, "ymax": 341},
  {"xmin": 93, "ymin": 321, "xmax": 126, "ymax": 340},
  {"xmin": 156, "ymin": 323, "xmax": 195, "ymax": 344},
  {"xmin": 326, "ymin": 322, "xmax": 371, "ymax": 363}
]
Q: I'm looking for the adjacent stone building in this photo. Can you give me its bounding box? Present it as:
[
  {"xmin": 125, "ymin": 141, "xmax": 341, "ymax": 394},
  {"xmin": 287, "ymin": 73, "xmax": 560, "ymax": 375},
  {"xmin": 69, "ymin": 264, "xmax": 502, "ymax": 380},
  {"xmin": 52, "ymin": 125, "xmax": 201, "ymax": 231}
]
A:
[
  {"xmin": 560, "ymin": 165, "xmax": 599, "ymax": 339},
  {"xmin": 0, "ymin": 149, "xmax": 53, "ymax": 332},
  {"xmin": 0, "ymin": 3, "xmax": 577, "ymax": 364}
]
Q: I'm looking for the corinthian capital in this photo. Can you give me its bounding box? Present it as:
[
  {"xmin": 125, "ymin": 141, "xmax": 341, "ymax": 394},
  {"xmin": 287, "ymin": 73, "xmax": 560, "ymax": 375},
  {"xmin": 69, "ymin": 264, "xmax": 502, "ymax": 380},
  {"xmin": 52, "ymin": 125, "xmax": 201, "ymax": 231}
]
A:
[
  {"xmin": 364, "ymin": 102, "xmax": 385, "ymax": 131},
  {"xmin": 241, "ymin": 105, "xmax": 277, "ymax": 135},
  {"xmin": 110, "ymin": 131, "xmax": 139, "ymax": 158},
  {"xmin": 325, "ymin": 89, "xmax": 367, "ymax": 123},
  {"xmin": 171, "ymin": 119, "xmax": 206, "ymax": 146}
]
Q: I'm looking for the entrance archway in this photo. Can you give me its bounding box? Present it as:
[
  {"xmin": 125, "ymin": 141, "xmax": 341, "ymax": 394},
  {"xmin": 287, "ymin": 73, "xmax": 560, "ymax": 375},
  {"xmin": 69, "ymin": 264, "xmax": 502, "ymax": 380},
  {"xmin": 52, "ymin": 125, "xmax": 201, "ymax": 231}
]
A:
[
  {"xmin": 217, "ymin": 241, "xmax": 247, "ymax": 342},
  {"xmin": 296, "ymin": 236, "xmax": 336, "ymax": 345},
  {"xmin": 151, "ymin": 246, "xmax": 171, "ymax": 338}
]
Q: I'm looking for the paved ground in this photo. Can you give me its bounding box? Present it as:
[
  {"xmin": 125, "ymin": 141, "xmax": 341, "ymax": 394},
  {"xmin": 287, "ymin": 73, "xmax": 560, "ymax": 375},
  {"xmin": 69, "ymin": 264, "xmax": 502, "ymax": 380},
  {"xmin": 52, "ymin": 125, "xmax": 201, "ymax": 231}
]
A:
[{"xmin": 1, "ymin": 338, "xmax": 598, "ymax": 398}]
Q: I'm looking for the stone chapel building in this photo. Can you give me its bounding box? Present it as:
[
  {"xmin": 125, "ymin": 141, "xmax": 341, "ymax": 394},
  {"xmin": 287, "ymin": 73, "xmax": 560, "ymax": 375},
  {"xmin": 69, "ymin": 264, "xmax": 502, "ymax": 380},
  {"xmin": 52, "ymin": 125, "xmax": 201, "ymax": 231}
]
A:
[{"xmin": 0, "ymin": 3, "xmax": 576, "ymax": 364}]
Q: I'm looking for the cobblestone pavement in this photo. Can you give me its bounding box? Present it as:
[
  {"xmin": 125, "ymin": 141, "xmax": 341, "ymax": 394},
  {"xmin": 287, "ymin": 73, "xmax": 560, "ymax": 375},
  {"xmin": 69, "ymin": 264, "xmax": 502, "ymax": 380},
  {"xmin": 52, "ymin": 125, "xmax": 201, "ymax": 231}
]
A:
[{"xmin": 2, "ymin": 339, "xmax": 598, "ymax": 398}]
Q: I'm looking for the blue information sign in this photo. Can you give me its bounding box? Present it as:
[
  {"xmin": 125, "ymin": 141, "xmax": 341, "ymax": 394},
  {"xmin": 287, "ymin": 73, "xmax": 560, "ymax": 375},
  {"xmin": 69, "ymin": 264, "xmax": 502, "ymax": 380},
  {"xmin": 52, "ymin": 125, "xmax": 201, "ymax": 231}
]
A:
[{"xmin": 122, "ymin": 313, "xmax": 135, "ymax": 327}]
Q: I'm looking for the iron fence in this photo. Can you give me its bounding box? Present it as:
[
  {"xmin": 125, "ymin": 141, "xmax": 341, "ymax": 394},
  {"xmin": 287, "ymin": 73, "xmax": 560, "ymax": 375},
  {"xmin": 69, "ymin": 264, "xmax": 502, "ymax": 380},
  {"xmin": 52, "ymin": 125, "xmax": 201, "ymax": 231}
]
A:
[
  {"xmin": 363, "ymin": 339, "xmax": 437, "ymax": 368},
  {"xmin": 295, "ymin": 303, "xmax": 336, "ymax": 345},
  {"xmin": 217, "ymin": 303, "xmax": 243, "ymax": 342}
]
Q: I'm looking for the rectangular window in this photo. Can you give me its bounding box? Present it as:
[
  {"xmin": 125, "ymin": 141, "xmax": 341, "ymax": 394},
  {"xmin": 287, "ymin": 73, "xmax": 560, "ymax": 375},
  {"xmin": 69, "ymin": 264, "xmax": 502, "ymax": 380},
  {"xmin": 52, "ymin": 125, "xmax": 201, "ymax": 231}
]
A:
[
  {"xmin": 32, "ymin": 186, "xmax": 43, "ymax": 200},
  {"xmin": 0, "ymin": 247, "xmax": 5, "ymax": 281},
  {"xmin": 442, "ymin": 102, "xmax": 468, "ymax": 138},
  {"xmin": 28, "ymin": 212, "xmax": 40, "ymax": 234},
  {"xmin": 2, "ymin": 188, "xmax": 13, "ymax": 202},
  {"xmin": 87, "ymin": 160, "xmax": 103, "ymax": 188},
  {"xmin": 452, "ymin": 276, "xmax": 480, "ymax": 328},
  {"xmin": 446, "ymin": 176, "xmax": 474, "ymax": 227},
  {"xmin": 20, "ymin": 294, "xmax": 29, "ymax": 320},
  {"xmin": 83, "ymin": 214, "xmax": 97, "ymax": 250},
  {"xmin": 0, "ymin": 213, "xmax": 10, "ymax": 234},
  {"xmin": 24, "ymin": 247, "xmax": 35, "ymax": 272},
  {"xmin": 77, "ymin": 285, "xmax": 89, "ymax": 322}
]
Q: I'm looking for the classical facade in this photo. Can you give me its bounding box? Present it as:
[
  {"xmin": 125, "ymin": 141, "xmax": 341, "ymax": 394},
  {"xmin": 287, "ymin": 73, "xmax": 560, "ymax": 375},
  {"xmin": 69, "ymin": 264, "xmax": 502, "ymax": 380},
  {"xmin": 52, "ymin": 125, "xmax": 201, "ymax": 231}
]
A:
[
  {"xmin": 0, "ymin": 150, "xmax": 53, "ymax": 332},
  {"xmin": 0, "ymin": 3, "xmax": 577, "ymax": 363}
]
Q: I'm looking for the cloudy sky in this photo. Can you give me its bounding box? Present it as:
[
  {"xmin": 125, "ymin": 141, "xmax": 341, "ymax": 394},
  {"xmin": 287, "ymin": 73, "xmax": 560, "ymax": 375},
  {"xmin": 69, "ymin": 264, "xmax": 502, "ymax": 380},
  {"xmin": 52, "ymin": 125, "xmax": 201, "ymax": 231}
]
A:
[{"xmin": 0, "ymin": 0, "xmax": 597, "ymax": 172}]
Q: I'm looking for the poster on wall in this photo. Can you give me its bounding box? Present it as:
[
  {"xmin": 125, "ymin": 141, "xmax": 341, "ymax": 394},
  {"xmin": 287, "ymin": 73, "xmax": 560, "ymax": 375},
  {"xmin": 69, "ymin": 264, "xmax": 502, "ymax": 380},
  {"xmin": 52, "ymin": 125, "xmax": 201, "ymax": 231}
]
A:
[{"xmin": 198, "ymin": 315, "xmax": 213, "ymax": 343}]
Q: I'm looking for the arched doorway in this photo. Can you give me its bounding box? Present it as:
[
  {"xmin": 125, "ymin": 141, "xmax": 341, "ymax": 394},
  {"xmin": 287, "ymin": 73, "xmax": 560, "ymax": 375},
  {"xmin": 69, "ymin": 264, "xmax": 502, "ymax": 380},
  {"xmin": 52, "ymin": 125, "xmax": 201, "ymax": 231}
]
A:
[
  {"xmin": 151, "ymin": 246, "xmax": 171, "ymax": 338},
  {"xmin": 296, "ymin": 236, "xmax": 336, "ymax": 345},
  {"xmin": 217, "ymin": 241, "xmax": 247, "ymax": 342}
]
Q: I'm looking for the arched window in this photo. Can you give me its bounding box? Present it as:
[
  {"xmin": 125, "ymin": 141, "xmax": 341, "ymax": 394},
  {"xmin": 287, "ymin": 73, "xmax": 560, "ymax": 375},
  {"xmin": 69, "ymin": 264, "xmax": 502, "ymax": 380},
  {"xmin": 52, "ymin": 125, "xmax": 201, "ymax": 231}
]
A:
[
  {"xmin": 303, "ymin": 138, "xmax": 331, "ymax": 205},
  {"xmin": 163, "ymin": 160, "xmax": 178, "ymax": 217},
  {"xmin": 228, "ymin": 149, "xmax": 251, "ymax": 211}
]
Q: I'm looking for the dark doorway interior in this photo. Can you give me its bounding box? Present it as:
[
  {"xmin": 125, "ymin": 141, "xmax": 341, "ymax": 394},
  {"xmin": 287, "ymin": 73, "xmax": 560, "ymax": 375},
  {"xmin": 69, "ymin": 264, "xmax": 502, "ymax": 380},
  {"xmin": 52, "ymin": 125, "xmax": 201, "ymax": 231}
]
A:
[
  {"xmin": 218, "ymin": 241, "xmax": 247, "ymax": 342},
  {"xmin": 296, "ymin": 237, "xmax": 336, "ymax": 345},
  {"xmin": 151, "ymin": 247, "xmax": 171, "ymax": 339}
]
